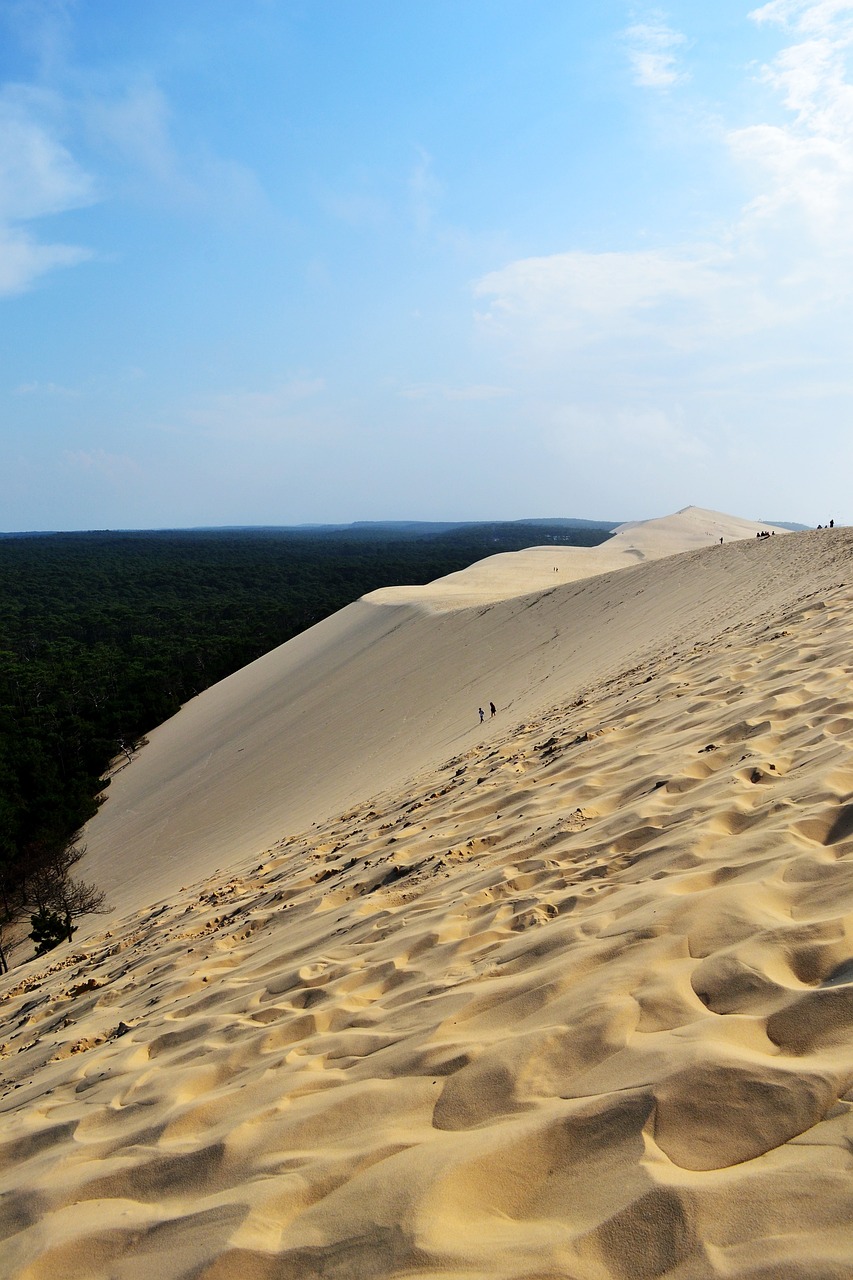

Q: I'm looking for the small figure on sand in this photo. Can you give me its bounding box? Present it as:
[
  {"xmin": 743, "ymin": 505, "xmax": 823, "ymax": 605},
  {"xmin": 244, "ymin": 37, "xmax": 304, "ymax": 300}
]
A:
[
  {"xmin": 490, "ymin": 701, "xmax": 496, "ymax": 717},
  {"xmin": 478, "ymin": 707, "xmax": 485, "ymax": 723}
]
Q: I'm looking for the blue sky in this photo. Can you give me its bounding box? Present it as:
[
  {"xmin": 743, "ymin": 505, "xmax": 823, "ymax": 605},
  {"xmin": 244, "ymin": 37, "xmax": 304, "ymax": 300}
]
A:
[{"xmin": 2, "ymin": 0, "xmax": 852, "ymax": 529}]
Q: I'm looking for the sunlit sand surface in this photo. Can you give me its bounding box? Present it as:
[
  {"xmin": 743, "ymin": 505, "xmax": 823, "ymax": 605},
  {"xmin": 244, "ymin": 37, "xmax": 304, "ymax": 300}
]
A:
[{"xmin": 4, "ymin": 510, "xmax": 853, "ymax": 1279}]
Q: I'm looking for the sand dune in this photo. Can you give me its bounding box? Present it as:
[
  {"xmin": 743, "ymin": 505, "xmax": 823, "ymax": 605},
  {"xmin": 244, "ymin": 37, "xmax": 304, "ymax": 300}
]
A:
[
  {"xmin": 3, "ymin": 511, "xmax": 853, "ymax": 1278},
  {"xmin": 77, "ymin": 506, "xmax": 791, "ymax": 922},
  {"xmin": 375, "ymin": 505, "xmax": 789, "ymax": 605}
]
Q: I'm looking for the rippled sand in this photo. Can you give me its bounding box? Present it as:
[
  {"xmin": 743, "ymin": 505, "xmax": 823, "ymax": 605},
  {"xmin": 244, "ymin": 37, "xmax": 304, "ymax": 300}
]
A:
[{"xmin": 3, "ymin": 513, "xmax": 853, "ymax": 1278}]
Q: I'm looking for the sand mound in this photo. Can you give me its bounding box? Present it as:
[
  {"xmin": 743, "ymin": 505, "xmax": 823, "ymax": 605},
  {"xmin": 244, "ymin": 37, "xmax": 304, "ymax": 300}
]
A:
[
  {"xmin": 372, "ymin": 505, "xmax": 788, "ymax": 605},
  {"xmin": 3, "ymin": 514, "xmax": 853, "ymax": 1278},
  {"xmin": 77, "ymin": 507, "xmax": 793, "ymax": 922}
]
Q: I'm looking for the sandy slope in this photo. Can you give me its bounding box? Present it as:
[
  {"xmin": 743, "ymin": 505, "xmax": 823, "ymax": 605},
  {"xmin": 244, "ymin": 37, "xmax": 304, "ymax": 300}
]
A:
[
  {"xmin": 4, "ymin": 512, "xmax": 853, "ymax": 1278},
  {"xmin": 376, "ymin": 506, "xmax": 787, "ymax": 605},
  {"xmin": 76, "ymin": 507, "xmax": 789, "ymax": 923}
]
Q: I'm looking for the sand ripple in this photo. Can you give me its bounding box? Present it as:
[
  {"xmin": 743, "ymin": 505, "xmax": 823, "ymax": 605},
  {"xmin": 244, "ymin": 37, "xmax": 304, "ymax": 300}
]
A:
[{"xmin": 4, "ymin": 531, "xmax": 853, "ymax": 1276}]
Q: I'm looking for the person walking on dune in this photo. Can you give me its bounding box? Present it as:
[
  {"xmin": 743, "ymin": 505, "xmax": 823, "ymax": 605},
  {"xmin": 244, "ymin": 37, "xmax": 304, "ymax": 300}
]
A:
[
  {"xmin": 478, "ymin": 707, "xmax": 485, "ymax": 723},
  {"xmin": 490, "ymin": 701, "xmax": 496, "ymax": 717}
]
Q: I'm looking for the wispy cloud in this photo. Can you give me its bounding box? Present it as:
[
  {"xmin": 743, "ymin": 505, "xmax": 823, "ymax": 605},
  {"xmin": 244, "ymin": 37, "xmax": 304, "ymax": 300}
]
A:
[
  {"xmin": 1, "ymin": 0, "xmax": 75, "ymax": 80},
  {"xmin": 0, "ymin": 223, "xmax": 90, "ymax": 295},
  {"xmin": 475, "ymin": 3, "xmax": 853, "ymax": 363},
  {"xmin": 182, "ymin": 380, "xmax": 327, "ymax": 440},
  {"xmin": 730, "ymin": 0, "xmax": 853, "ymax": 236},
  {"xmin": 473, "ymin": 245, "xmax": 788, "ymax": 353},
  {"xmin": 749, "ymin": 1, "xmax": 853, "ymax": 32},
  {"xmin": 624, "ymin": 13, "xmax": 689, "ymax": 88},
  {"xmin": 83, "ymin": 79, "xmax": 265, "ymax": 216},
  {"xmin": 399, "ymin": 383, "xmax": 511, "ymax": 402},
  {"xmin": 550, "ymin": 403, "xmax": 709, "ymax": 464},
  {"xmin": 14, "ymin": 378, "xmax": 79, "ymax": 396},
  {"xmin": 0, "ymin": 11, "xmax": 266, "ymax": 301},
  {"xmin": 86, "ymin": 81, "xmax": 177, "ymax": 189},
  {"xmin": 409, "ymin": 146, "xmax": 442, "ymax": 233},
  {"xmin": 0, "ymin": 88, "xmax": 94, "ymax": 219},
  {"xmin": 319, "ymin": 188, "xmax": 388, "ymax": 228},
  {"xmin": 63, "ymin": 449, "xmax": 142, "ymax": 483},
  {"xmin": 0, "ymin": 86, "xmax": 94, "ymax": 294}
]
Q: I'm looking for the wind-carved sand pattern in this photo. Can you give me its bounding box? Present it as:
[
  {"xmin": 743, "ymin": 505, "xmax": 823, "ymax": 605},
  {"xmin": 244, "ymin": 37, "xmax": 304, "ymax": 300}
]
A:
[{"xmin": 4, "ymin": 518, "xmax": 853, "ymax": 1277}]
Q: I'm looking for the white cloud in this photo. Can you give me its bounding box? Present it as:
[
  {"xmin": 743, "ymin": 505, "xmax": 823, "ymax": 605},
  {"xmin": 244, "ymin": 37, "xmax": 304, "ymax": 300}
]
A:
[
  {"xmin": 83, "ymin": 80, "xmax": 265, "ymax": 215},
  {"xmin": 63, "ymin": 449, "xmax": 142, "ymax": 483},
  {"xmin": 1, "ymin": 0, "xmax": 76, "ymax": 79},
  {"xmin": 0, "ymin": 90, "xmax": 94, "ymax": 219},
  {"xmin": 0, "ymin": 223, "xmax": 91, "ymax": 295},
  {"xmin": 0, "ymin": 46, "xmax": 263, "ymax": 293},
  {"xmin": 399, "ymin": 383, "xmax": 511, "ymax": 402},
  {"xmin": 551, "ymin": 403, "xmax": 709, "ymax": 462},
  {"xmin": 477, "ymin": 248, "xmax": 718, "ymax": 323},
  {"xmin": 319, "ymin": 187, "xmax": 388, "ymax": 228},
  {"xmin": 473, "ymin": 245, "xmax": 791, "ymax": 353},
  {"xmin": 611, "ymin": 406, "xmax": 708, "ymax": 456},
  {"xmin": 624, "ymin": 14, "xmax": 689, "ymax": 88},
  {"xmin": 0, "ymin": 57, "xmax": 264, "ymax": 297},
  {"xmin": 87, "ymin": 81, "xmax": 177, "ymax": 188},
  {"xmin": 183, "ymin": 380, "xmax": 327, "ymax": 440},
  {"xmin": 726, "ymin": 2, "xmax": 853, "ymax": 238},
  {"xmin": 475, "ymin": 3, "xmax": 853, "ymax": 362},
  {"xmin": 750, "ymin": 1, "xmax": 853, "ymax": 32},
  {"xmin": 0, "ymin": 87, "xmax": 95, "ymax": 295},
  {"xmin": 409, "ymin": 146, "xmax": 442, "ymax": 233},
  {"xmin": 14, "ymin": 379, "xmax": 79, "ymax": 396}
]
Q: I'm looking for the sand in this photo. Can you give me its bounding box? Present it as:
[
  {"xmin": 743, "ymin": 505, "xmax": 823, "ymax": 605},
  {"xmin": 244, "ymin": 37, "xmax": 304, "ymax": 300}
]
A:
[
  {"xmin": 74, "ymin": 507, "xmax": 791, "ymax": 921},
  {"xmin": 3, "ymin": 508, "xmax": 853, "ymax": 1278}
]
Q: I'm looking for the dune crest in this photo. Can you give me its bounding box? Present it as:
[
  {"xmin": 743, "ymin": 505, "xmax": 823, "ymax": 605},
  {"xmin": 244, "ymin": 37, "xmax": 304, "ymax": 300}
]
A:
[
  {"xmin": 3, "ymin": 514, "xmax": 853, "ymax": 1278},
  {"xmin": 78, "ymin": 508, "xmax": 794, "ymax": 921},
  {"xmin": 370, "ymin": 505, "xmax": 789, "ymax": 606}
]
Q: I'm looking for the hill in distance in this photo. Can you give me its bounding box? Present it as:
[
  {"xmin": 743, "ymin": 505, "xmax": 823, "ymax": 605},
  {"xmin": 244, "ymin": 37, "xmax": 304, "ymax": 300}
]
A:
[{"xmin": 0, "ymin": 517, "xmax": 620, "ymax": 539}]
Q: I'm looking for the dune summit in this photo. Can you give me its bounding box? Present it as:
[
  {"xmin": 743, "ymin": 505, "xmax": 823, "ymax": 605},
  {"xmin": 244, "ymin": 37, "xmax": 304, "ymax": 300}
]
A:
[
  {"xmin": 4, "ymin": 509, "xmax": 853, "ymax": 1278},
  {"xmin": 76, "ymin": 506, "xmax": 790, "ymax": 921}
]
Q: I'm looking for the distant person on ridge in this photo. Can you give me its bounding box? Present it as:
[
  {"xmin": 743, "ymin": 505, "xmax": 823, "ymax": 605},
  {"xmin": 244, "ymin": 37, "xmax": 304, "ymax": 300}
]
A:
[
  {"xmin": 479, "ymin": 707, "xmax": 485, "ymax": 723},
  {"xmin": 490, "ymin": 701, "xmax": 496, "ymax": 717}
]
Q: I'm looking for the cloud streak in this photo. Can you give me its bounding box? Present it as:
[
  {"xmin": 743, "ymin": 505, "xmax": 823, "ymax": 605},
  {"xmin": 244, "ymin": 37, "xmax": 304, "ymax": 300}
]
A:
[
  {"xmin": 473, "ymin": 243, "xmax": 793, "ymax": 358},
  {"xmin": 14, "ymin": 379, "xmax": 79, "ymax": 396},
  {"xmin": 182, "ymin": 380, "xmax": 328, "ymax": 442},
  {"xmin": 0, "ymin": 26, "xmax": 265, "ymax": 300},
  {"xmin": 475, "ymin": 3, "xmax": 853, "ymax": 366},
  {"xmin": 624, "ymin": 14, "xmax": 689, "ymax": 88},
  {"xmin": 0, "ymin": 87, "xmax": 94, "ymax": 294},
  {"xmin": 399, "ymin": 383, "xmax": 511, "ymax": 402},
  {"xmin": 63, "ymin": 449, "xmax": 142, "ymax": 484},
  {"xmin": 84, "ymin": 79, "xmax": 264, "ymax": 216},
  {"xmin": 730, "ymin": 0, "xmax": 853, "ymax": 238}
]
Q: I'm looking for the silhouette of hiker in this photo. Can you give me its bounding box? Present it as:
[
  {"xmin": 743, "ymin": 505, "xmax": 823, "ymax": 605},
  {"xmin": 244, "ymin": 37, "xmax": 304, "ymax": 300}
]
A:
[
  {"xmin": 489, "ymin": 701, "xmax": 496, "ymax": 717},
  {"xmin": 478, "ymin": 707, "xmax": 485, "ymax": 723}
]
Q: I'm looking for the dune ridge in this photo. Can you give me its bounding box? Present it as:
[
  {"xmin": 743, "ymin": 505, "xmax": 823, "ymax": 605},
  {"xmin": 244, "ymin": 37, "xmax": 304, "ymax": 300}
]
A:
[
  {"xmin": 79, "ymin": 508, "xmax": 794, "ymax": 921},
  {"xmin": 372, "ymin": 505, "xmax": 789, "ymax": 605},
  {"xmin": 3, "ymin": 516, "xmax": 853, "ymax": 1277}
]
